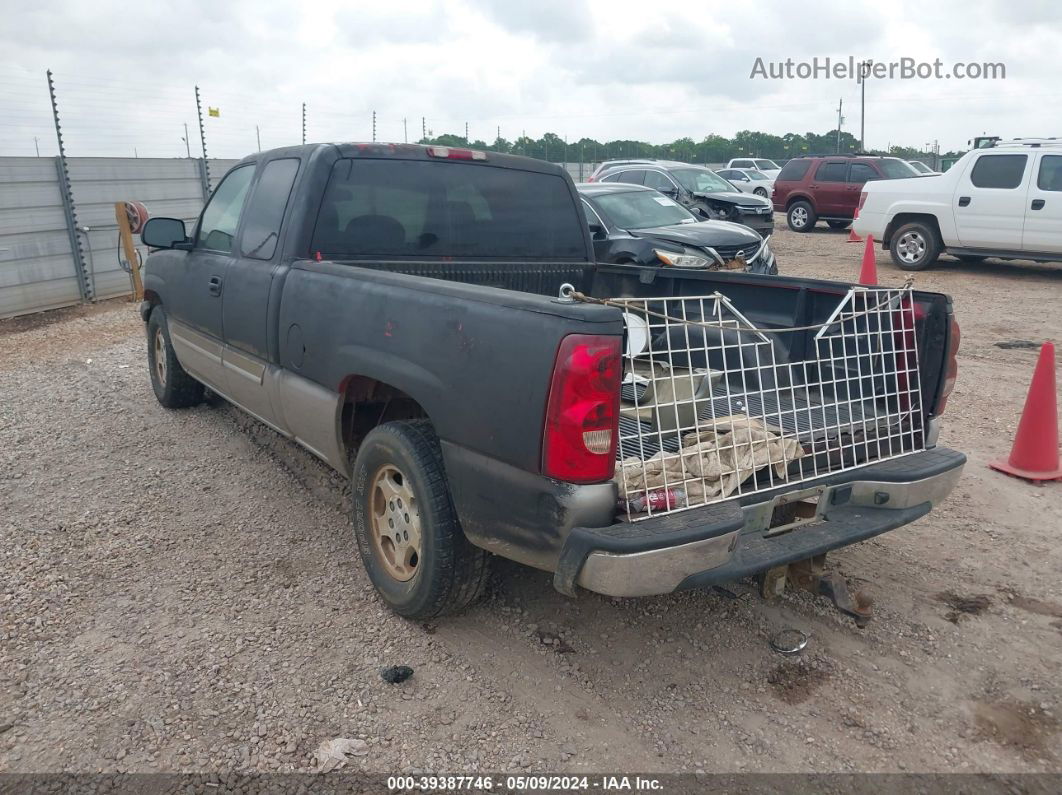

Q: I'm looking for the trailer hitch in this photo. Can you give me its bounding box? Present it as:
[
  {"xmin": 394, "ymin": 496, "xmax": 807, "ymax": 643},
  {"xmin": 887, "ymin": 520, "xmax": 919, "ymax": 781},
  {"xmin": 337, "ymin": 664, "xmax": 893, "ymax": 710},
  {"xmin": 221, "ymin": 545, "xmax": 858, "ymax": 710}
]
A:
[{"xmin": 759, "ymin": 554, "xmax": 874, "ymax": 628}]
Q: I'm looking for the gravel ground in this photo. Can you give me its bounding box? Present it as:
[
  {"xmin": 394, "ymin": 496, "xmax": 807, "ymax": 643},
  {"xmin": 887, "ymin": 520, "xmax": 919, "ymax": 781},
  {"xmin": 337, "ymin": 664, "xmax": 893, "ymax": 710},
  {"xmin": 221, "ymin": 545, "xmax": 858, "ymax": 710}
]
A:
[{"xmin": 1, "ymin": 224, "xmax": 1060, "ymax": 776}]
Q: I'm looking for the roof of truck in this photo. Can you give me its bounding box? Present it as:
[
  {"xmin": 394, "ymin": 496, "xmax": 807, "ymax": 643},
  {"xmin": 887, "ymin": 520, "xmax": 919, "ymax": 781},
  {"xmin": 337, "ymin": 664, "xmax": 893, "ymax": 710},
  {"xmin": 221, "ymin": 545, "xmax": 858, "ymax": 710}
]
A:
[{"xmin": 232, "ymin": 142, "xmax": 568, "ymax": 176}]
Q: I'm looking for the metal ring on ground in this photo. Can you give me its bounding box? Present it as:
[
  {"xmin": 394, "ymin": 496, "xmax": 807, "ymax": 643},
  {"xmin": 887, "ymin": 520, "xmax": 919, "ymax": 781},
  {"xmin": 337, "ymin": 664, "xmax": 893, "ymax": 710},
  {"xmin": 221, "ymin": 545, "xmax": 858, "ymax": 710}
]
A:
[{"xmin": 770, "ymin": 628, "xmax": 809, "ymax": 655}]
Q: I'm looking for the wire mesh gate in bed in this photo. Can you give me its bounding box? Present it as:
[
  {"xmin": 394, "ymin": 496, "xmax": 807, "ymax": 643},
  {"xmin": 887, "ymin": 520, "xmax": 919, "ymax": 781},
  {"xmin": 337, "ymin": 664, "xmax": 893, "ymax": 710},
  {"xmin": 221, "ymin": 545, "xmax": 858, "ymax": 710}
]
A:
[{"xmin": 611, "ymin": 287, "xmax": 924, "ymax": 520}]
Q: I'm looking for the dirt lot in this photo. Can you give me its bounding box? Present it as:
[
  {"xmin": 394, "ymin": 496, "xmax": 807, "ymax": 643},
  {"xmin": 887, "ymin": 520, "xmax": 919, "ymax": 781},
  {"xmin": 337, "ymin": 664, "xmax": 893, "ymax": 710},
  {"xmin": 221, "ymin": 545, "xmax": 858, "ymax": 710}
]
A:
[{"xmin": 2, "ymin": 225, "xmax": 1061, "ymax": 776}]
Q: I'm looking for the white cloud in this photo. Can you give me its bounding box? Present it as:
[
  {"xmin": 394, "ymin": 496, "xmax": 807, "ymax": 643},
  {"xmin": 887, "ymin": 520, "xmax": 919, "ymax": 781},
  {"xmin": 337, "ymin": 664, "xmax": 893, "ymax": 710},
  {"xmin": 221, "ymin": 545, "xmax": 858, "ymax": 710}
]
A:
[{"xmin": 0, "ymin": 0, "xmax": 1056, "ymax": 158}]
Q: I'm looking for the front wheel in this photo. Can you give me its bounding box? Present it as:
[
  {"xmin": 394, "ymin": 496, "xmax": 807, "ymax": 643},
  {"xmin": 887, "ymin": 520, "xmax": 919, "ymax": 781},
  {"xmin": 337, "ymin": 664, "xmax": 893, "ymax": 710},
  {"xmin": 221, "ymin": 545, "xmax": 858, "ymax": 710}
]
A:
[
  {"xmin": 890, "ymin": 222, "xmax": 941, "ymax": 271},
  {"xmin": 352, "ymin": 420, "xmax": 490, "ymax": 619},
  {"xmin": 787, "ymin": 200, "xmax": 816, "ymax": 233},
  {"xmin": 753, "ymin": 187, "xmax": 769, "ymax": 198},
  {"xmin": 146, "ymin": 307, "xmax": 204, "ymax": 408}
]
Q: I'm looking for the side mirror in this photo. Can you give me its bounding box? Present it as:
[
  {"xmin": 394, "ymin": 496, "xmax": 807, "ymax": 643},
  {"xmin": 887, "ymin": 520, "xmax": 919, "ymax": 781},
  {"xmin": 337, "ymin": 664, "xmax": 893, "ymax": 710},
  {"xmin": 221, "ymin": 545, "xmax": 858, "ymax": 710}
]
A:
[
  {"xmin": 588, "ymin": 222, "xmax": 607, "ymax": 240},
  {"xmin": 141, "ymin": 217, "xmax": 191, "ymax": 250}
]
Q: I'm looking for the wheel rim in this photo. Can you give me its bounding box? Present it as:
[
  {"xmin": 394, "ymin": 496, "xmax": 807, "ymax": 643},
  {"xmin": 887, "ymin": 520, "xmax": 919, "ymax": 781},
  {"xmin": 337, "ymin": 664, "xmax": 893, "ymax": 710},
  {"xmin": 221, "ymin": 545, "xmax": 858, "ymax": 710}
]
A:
[
  {"xmin": 755, "ymin": 188, "xmax": 767, "ymax": 197},
  {"xmin": 369, "ymin": 465, "xmax": 422, "ymax": 582},
  {"xmin": 896, "ymin": 230, "xmax": 927, "ymax": 264},
  {"xmin": 153, "ymin": 327, "xmax": 167, "ymax": 386},
  {"xmin": 791, "ymin": 206, "xmax": 807, "ymax": 227}
]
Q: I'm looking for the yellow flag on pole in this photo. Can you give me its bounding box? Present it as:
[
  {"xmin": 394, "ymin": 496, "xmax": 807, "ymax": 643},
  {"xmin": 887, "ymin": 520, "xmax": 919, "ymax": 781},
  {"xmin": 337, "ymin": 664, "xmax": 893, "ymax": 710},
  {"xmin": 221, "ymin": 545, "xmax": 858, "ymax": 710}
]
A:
[{"xmin": 208, "ymin": 107, "xmax": 220, "ymax": 118}]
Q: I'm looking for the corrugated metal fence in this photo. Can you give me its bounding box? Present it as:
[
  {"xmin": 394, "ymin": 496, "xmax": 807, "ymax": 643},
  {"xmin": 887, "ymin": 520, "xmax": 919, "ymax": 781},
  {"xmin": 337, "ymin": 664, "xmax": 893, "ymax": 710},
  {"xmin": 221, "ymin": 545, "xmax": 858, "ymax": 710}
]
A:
[{"xmin": 0, "ymin": 156, "xmax": 237, "ymax": 318}]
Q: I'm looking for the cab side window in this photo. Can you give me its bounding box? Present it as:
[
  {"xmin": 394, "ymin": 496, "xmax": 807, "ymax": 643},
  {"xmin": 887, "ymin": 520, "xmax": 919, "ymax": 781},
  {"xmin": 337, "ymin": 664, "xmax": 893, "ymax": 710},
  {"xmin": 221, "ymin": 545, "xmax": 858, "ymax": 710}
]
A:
[
  {"xmin": 197, "ymin": 165, "xmax": 255, "ymax": 253},
  {"xmin": 1037, "ymin": 155, "xmax": 1062, "ymax": 192},
  {"xmin": 241, "ymin": 159, "xmax": 300, "ymax": 260},
  {"xmin": 969, "ymin": 155, "xmax": 1028, "ymax": 189}
]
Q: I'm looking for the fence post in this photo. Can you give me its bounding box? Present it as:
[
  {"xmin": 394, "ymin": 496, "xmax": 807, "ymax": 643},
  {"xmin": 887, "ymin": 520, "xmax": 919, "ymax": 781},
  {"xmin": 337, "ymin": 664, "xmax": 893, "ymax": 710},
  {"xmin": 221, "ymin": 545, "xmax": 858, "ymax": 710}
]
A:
[
  {"xmin": 194, "ymin": 85, "xmax": 211, "ymax": 201},
  {"xmin": 47, "ymin": 70, "xmax": 92, "ymax": 303}
]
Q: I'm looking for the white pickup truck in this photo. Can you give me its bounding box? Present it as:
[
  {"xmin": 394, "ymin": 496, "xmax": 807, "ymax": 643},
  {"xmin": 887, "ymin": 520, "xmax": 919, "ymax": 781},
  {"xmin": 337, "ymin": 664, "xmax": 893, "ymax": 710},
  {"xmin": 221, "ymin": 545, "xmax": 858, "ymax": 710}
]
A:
[{"xmin": 854, "ymin": 139, "xmax": 1062, "ymax": 270}]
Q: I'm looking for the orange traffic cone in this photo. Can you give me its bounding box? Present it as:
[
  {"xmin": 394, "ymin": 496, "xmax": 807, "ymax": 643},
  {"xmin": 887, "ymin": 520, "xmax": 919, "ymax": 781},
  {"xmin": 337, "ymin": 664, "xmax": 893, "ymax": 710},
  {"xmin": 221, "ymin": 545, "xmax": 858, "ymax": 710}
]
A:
[
  {"xmin": 989, "ymin": 342, "xmax": 1062, "ymax": 483},
  {"xmin": 858, "ymin": 235, "xmax": 877, "ymax": 286},
  {"xmin": 847, "ymin": 209, "xmax": 863, "ymax": 243}
]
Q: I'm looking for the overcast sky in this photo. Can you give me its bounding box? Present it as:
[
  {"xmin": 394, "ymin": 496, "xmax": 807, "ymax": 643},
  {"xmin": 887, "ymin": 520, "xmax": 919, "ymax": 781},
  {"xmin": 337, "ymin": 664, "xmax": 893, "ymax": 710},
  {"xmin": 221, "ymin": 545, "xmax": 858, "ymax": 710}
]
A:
[{"xmin": 1, "ymin": 0, "xmax": 1059, "ymax": 160}]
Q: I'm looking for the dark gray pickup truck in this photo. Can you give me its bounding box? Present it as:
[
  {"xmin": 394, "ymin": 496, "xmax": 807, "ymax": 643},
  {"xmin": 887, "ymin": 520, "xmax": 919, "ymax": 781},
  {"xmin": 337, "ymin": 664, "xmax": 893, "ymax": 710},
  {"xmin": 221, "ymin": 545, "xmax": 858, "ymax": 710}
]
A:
[{"xmin": 140, "ymin": 143, "xmax": 965, "ymax": 620}]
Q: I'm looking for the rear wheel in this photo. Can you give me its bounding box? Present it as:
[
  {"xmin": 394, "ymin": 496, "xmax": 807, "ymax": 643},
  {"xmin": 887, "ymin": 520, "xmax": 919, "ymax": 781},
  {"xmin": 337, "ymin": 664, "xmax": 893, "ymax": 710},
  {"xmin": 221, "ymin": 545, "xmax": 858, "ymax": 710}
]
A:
[
  {"xmin": 146, "ymin": 307, "xmax": 204, "ymax": 408},
  {"xmin": 352, "ymin": 420, "xmax": 490, "ymax": 618},
  {"xmin": 890, "ymin": 222, "xmax": 941, "ymax": 271},
  {"xmin": 787, "ymin": 200, "xmax": 816, "ymax": 233},
  {"xmin": 826, "ymin": 220, "xmax": 851, "ymax": 230}
]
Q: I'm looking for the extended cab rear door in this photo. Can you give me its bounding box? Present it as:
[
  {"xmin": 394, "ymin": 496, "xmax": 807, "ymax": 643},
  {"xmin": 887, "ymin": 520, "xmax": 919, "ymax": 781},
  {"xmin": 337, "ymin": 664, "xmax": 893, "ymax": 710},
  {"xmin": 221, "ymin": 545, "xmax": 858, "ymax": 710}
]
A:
[
  {"xmin": 952, "ymin": 152, "xmax": 1030, "ymax": 248},
  {"xmin": 1022, "ymin": 152, "xmax": 1062, "ymax": 253}
]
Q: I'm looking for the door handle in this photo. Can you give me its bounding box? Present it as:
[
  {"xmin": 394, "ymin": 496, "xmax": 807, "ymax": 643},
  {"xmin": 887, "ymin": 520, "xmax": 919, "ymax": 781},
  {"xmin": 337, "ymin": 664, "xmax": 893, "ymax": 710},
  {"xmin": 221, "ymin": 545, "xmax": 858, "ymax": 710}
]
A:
[
  {"xmin": 958, "ymin": 196, "xmax": 971, "ymax": 207},
  {"xmin": 208, "ymin": 276, "xmax": 223, "ymax": 296},
  {"xmin": 1031, "ymin": 199, "xmax": 1046, "ymax": 211}
]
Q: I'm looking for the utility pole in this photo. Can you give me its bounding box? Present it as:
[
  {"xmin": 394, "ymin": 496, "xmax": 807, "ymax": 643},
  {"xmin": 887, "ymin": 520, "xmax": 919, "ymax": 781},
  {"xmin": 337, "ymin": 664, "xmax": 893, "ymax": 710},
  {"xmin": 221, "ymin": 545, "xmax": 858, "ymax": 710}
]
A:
[
  {"xmin": 302, "ymin": 102, "xmax": 306, "ymax": 145},
  {"xmin": 182, "ymin": 123, "xmax": 191, "ymax": 158},
  {"xmin": 403, "ymin": 117, "xmax": 408, "ymax": 143},
  {"xmin": 835, "ymin": 98, "xmax": 843, "ymax": 153},
  {"xmin": 372, "ymin": 110, "xmax": 376, "ymax": 142},
  {"xmin": 465, "ymin": 122, "xmax": 469, "ymax": 143},
  {"xmin": 859, "ymin": 60, "xmax": 871, "ymax": 151},
  {"xmin": 256, "ymin": 125, "xmax": 261, "ymax": 152},
  {"xmin": 33, "ymin": 136, "xmax": 39, "ymax": 157},
  {"xmin": 496, "ymin": 125, "xmax": 500, "ymax": 143},
  {"xmin": 422, "ymin": 116, "xmax": 426, "ymax": 140}
]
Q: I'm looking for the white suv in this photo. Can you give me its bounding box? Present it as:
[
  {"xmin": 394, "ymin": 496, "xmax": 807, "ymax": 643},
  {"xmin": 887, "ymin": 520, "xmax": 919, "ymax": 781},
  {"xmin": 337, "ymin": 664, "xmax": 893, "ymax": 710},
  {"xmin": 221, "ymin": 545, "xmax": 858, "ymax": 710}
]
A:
[{"xmin": 854, "ymin": 139, "xmax": 1062, "ymax": 270}]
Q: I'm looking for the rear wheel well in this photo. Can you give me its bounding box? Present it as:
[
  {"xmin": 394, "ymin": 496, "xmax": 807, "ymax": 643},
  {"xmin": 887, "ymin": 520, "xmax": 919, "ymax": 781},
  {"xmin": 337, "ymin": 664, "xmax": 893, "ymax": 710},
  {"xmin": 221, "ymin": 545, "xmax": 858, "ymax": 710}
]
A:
[
  {"xmin": 339, "ymin": 376, "xmax": 429, "ymax": 463},
  {"xmin": 884, "ymin": 213, "xmax": 942, "ymax": 249},
  {"xmin": 785, "ymin": 194, "xmax": 814, "ymax": 211}
]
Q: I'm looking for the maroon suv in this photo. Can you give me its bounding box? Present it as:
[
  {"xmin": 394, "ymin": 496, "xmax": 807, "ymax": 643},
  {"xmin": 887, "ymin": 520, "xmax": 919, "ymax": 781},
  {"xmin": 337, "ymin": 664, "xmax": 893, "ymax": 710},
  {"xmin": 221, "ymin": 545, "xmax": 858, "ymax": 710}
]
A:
[{"xmin": 772, "ymin": 155, "xmax": 918, "ymax": 232}]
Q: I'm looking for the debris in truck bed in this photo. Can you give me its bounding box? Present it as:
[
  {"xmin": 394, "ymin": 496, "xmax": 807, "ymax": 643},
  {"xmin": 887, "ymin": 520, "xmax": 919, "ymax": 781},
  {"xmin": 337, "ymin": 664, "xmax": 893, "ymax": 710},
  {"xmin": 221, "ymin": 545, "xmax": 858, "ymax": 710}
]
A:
[{"xmin": 614, "ymin": 414, "xmax": 804, "ymax": 506}]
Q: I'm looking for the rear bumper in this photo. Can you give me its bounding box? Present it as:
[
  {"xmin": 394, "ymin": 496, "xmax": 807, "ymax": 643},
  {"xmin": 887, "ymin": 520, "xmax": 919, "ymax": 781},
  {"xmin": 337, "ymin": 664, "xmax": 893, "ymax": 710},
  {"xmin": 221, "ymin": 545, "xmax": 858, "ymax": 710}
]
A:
[{"xmin": 556, "ymin": 447, "xmax": 966, "ymax": 598}]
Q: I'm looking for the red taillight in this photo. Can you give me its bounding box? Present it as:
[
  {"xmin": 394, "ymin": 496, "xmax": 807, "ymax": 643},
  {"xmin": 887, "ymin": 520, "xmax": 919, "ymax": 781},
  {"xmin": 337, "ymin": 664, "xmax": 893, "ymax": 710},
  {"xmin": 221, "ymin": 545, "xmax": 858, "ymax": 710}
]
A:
[
  {"xmin": 858, "ymin": 191, "xmax": 868, "ymax": 211},
  {"xmin": 935, "ymin": 315, "xmax": 961, "ymax": 415},
  {"xmin": 542, "ymin": 334, "xmax": 621, "ymax": 483},
  {"xmin": 426, "ymin": 146, "xmax": 487, "ymax": 161}
]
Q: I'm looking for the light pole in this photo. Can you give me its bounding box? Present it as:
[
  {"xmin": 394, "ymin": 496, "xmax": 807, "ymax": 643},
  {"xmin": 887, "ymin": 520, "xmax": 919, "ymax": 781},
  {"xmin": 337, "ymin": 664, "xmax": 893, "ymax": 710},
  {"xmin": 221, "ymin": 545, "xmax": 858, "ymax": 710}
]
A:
[{"xmin": 859, "ymin": 60, "xmax": 872, "ymax": 151}]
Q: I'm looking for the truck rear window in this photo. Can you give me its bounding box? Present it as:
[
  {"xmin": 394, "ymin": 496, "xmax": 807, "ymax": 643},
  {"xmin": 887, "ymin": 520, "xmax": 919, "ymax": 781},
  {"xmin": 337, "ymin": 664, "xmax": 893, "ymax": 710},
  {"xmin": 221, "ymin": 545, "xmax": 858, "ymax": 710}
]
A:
[{"xmin": 311, "ymin": 159, "xmax": 587, "ymax": 260}]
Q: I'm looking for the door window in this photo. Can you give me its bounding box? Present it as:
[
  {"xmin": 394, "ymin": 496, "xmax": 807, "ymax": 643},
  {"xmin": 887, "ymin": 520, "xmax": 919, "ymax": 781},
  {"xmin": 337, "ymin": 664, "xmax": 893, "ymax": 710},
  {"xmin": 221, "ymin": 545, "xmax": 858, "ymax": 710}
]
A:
[
  {"xmin": 969, "ymin": 155, "xmax": 1028, "ymax": 189},
  {"xmin": 847, "ymin": 163, "xmax": 878, "ymax": 184},
  {"xmin": 643, "ymin": 170, "xmax": 677, "ymax": 191},
  {"xmin": 1036, "ymin": 155, "xmax": 1062, "ymax": 191},
  {"xmin": 241, "ymin": 159, "xmax": 300, "ymax": 260},
  {"xmin": 816, "ymin": 162, "xmax": 847, "ymax": 182},
  {"xmin": 197, "ymin": 165, "xmax": 255, "ymax": 253}
]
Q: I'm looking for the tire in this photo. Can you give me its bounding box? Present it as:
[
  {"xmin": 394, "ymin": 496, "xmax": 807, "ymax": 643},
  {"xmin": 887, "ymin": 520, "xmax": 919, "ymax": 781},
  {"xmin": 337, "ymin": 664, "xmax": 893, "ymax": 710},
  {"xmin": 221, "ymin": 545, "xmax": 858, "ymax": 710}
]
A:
[
  {"xmin": 826, "ymin": 220, "xmax": 851, "ymax": 230},
  {"xmin": 352, "ymin": 420, "xmax": 490, "ymax": 619},
  {"xmin": 146, "ymin": 307, "xmax": 204, "ymax": 408},
  {"xmin": 956, "ymin": 254, "xmax": 987, "ymax": 263},
  {"xmin": 787, "ymin": 200, "xmax": 816, "ymax": 233},
  {"xmin": 753, "ymin": 187, "xmax": 768, "ymax": 198},
  {"xmin": 890, "ymin": 222, "xmax": 941, "ymax": 271}
]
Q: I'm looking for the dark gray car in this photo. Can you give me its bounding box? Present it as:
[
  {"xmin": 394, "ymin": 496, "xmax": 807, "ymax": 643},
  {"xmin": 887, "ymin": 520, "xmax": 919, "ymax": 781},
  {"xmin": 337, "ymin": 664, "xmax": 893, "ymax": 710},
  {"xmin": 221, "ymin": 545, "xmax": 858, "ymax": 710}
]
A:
[{"xmin": 595, "ymin": 161, "xmax": 774, "ymax": 236}]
